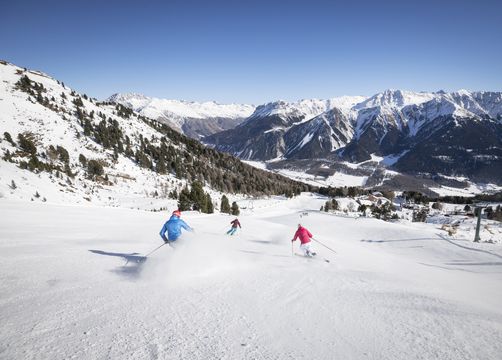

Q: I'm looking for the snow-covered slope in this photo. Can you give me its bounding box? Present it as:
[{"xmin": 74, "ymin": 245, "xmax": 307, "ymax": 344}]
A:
[
  {"xmin": 0, "ymin": 62, "xmax": 177, "ymax": 207},
  {"xmin": 107, "ymin": 93, "xmax": 255, "ymax": 139},
  {"xmin": 0, "ymin": 61, "xmax": 302, "ymax": 207},
  {"xmin": 1, "ymin": 194, "xmax": 501, "ymax": 359}
]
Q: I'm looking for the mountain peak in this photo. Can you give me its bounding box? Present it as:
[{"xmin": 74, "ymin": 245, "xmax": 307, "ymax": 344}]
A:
[
  {"xmin": 106, "ymin": 92, "xmax": 149, "ymax": 103},
  {"xmin": 455, "ymin": 89, "xmax": 472, "ymax": 96},
  {"xmin": 355, "ymin": 89, "xmax": 436, "ymax": 110}
]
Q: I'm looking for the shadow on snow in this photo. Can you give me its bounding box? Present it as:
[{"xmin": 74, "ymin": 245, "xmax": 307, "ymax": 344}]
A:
[{"xmin": 88, "ymin": 249, "xmax": 147, "ymax": 279}]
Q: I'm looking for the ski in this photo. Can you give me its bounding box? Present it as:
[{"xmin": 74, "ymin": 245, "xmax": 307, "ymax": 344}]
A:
[{"xmin": 294, "ymin": 253, "xmax": 330, "ymax": 263}]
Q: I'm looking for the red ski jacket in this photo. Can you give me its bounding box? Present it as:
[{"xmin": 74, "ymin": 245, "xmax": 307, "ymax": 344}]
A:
[{"xmin": 293, "ymin": 226, "xmax": 312, "ymax": 244}]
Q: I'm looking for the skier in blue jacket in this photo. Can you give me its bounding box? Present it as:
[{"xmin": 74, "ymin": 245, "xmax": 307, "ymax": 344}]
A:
[{"xmin": 159, "ymin": 210, "xmax": 193, "ymax": 243}]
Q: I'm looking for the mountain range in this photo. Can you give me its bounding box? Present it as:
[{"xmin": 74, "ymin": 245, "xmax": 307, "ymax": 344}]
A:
[
  {"xmin": 106, "ymin": 93, "xmax": 254, "ymax": 139},
  {"xmin": 202, "ymin": 89, "xmax": 502, "ymax": 186},
  {"xmin": 3, "ymin": 58, "xmax": 501, "ymax": 198}
]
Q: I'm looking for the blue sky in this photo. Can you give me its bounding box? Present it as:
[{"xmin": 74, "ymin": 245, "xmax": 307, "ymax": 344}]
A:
[{"xmin": 2, "ymin": 0, "xmax": 501, "ymax": 104}]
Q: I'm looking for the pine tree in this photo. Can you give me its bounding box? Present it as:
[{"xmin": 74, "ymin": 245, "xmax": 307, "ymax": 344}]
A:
[
  {"xmin": 4, "ymin": 132, "xmax": 15, "ymax": 146},
  {"xmin": 178, "ymin": 186, "xmax": 192, "ymax": 211},
  {"xmin": 331, "ymin": 199, "xmax": 339, "ymax": 210},
  {"xmin": 358, "ymin": 204, "xmax": 367, "ymax": 214},
  {"xmin": 56, "ymin": 145, "xmax": 70, "ymax": 163},
  {"xmin": 190, "ymin": 181, "xmax": 206, "ymax": 211},
  {"xmin": 231, "ymin": 201, "xmax": 240, "ymax": 216},
  {"xmin": 64, "ymin": 163, "xmax": 74, "ymax": 178},
  {"xmin": 169, "ymin": 189, "xmax": 178, "ymax": 200},
  {"xmin": 156, "ymin": 157, "xmax": 167, "ymax": 174},
  {"xmin": 220, "ymin": 195, "xmax": 231, "ymax": 214},
  {"xmin": 87, "ymin": 160, "xmax": 104, "ymax": 178},
  {"xmin": 206, "ymin": 193, "xmax": 214, "ymax": 213},
  {"xmin": 17, "ymin": 133, "xmax": 37, "ymax": 154},
  {"xmin": 16, "ymin": 75, "xmax": 32, "ymax": 91},
  {"xmin": 72, "ymin": 97, "xmax": 84, "ymax": 107},
  {"xmin": 79, "ymin": 154, "xmax": 87, "ymax": 166}
]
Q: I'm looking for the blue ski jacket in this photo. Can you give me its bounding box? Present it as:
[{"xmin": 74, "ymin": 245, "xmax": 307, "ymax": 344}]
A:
[{"xmin": 159, "ymin": 215, "xmax": 192, "ymax": 241}]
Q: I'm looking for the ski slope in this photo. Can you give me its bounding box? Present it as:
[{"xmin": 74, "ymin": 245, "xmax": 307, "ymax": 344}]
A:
[{"xmin": 1, "ymin": 194, "xmax": 501, "ymax": 359}]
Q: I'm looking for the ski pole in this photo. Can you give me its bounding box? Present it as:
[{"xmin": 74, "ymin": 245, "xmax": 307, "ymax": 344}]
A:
[
  {"xmin": 311, "ymin": 238, "xmax": 337, "ymax": 254},
  {"xmin": 144, "ymin": 243, "xmax": 167, "ymax": 257}
]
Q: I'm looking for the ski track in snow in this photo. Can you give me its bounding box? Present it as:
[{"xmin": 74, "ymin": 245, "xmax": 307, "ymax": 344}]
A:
[{"xmin": 1, "ymin": 194, "xmax": 502, "ymax": 359}]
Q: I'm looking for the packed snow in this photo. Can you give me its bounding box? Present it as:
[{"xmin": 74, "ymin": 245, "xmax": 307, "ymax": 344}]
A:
[{"xmin": 1, "ymin": 193, "xmax": 501, "ymax": 359}]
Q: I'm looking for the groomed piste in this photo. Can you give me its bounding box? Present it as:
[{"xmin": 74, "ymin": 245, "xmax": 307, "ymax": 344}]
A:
[{"xmin": 1, "ymin": 193, "xmax": 501, "ymax": 359}]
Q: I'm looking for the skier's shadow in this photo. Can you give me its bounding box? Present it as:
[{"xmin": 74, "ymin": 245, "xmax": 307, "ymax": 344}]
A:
[{"xmin": 89, "ymin": 249, "xmax": 147, "ymax": 279}]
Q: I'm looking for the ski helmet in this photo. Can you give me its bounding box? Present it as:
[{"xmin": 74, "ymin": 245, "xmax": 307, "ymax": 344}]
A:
[{"xmin": 173, "ymin": 210, "xmax": 181, "ymax": 217}]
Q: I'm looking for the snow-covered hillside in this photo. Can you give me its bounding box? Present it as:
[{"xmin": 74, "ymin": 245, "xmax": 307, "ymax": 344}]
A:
[
  {"xmin": 1, "ymin": 194, "xmax": 501, "ymax": 359},
  {"xmin": 0, "ymin": 62, "xmax": 179, "ymax": 207},
  {"xmin": 0, "ymin": 61, "xmax": 303, "ymax": 208},
  {"xmin": 107, "ymin": 93, "xmax": 255, "ymax": 139}
]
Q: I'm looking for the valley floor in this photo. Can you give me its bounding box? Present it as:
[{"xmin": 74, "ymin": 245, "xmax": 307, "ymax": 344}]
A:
[{"xmin": 1, "ymin": 194, "xmax": 501, "ymax": 359}]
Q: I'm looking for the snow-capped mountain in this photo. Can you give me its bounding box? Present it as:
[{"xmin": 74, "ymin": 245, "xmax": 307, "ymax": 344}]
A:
[
  {"xmin": 445, "ymin": 90, "xmax": 502, "ymax": 119},
  {"xmin": 345, "ymin": 89, "xmax": 502, "ymax": 161},
  {"xmin": 0, "ymin": 61, "xmax": 305, "ymax": 206},
  {"xmin": 106, "ymin": 93, "xmax": 255, "ymax": 139},
  {"xmin": 205, "ymin": 89, "xmax": 502, "ymax": 185},
  {"xmin": 204, "ymin": 96, "xmax": 365, "ymax": 160},
  {"xmin": 354, "ymin": 89, "xmax": 436, "ymax": 110},
  {"xmin": 249, "ymin": 96, "xmax": 365, "ymax": 121},
  {"xmin": 283, "ymin": 107, "xmax": 355, "ymax": 159}
]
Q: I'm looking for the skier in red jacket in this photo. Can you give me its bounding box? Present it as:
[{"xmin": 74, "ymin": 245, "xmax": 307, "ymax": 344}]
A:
[
  {"xmin": 292, "ymin": 224, "xmax": 316, "ymax": 257},
  {"xmin": 226, "ymin": 218, "xmax": 241, "ymax": 235}
]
